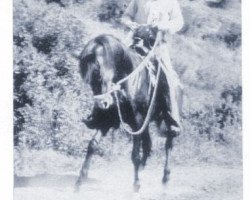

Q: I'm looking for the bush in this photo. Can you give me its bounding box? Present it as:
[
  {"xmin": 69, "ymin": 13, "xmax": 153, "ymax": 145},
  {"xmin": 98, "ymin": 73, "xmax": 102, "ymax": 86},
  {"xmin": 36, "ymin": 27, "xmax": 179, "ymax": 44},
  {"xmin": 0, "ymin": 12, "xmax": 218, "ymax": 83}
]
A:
[{"xmin": 13, "ymin": 0, "xmax": 241, "ymax": 166}]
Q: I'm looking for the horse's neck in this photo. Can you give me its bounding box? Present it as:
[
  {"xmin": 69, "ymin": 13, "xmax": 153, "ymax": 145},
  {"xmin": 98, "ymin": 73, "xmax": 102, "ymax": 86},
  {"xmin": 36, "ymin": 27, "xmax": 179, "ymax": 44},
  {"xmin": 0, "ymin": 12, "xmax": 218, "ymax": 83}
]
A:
[{"xmin": 126, "ymin": 55, "xmax": 150, "ymax": 101}]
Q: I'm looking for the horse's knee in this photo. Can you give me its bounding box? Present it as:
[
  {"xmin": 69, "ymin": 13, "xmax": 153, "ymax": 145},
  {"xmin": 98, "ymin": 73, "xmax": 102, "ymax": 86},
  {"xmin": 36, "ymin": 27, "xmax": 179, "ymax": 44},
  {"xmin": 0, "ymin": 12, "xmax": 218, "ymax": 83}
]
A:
[
  {"xmin": 87, "ymin": 137, "xmax": 105, "ymax": 156},
  {"xmin": 142, "ymin": 133, "xmax": 152, "ymax": 154},
  {"xmin": 131, "ymin": 149, "xmax": 141, "ymax": 166},
  {"xmin": 141, "ymin": 134, "xmax": 151, "ymax": 167},
  {"xmin": 131, "ymin": 136, "xmax": 141, "ymax": 165},
  {"xmin": 87, "ymin": 139, "xmax": 98, "ymax": 154},
  {"xmin": 131, "ymin": 150, "xmax": 140, "ymax": 165},
  {"xmin": 166, "ymin": 134, "xmax": 174, "ymax": 150}
]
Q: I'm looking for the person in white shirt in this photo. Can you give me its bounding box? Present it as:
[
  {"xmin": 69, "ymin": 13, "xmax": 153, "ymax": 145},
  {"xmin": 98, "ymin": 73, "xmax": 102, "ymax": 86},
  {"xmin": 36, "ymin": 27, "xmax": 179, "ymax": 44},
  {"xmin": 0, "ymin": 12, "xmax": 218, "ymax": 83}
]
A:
[{"xmin": 121, "ymin": 0, "xmax": 184, "ymax": 134}]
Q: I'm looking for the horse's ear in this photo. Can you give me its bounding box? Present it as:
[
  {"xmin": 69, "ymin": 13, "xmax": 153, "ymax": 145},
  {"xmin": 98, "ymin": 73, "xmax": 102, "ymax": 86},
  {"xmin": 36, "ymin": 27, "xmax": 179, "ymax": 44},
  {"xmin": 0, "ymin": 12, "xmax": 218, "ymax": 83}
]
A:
[{"xmin": 152, "ymin": 25, "xmax": 159, "ymax": 34}]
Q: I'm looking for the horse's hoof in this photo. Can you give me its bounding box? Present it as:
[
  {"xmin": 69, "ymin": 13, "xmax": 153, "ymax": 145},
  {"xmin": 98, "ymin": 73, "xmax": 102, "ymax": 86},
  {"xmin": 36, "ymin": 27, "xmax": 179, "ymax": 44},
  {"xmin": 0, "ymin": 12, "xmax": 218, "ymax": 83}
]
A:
[
  {"xmin": 162, "ymin": 170, "xmax": 170, "ymax": 185},
  {"xmin": 74, "ymin": 173, "xmax": 88, "ymax": 192},
  {"xmin": 74, "ymin": 185, "xmax": 80, "ymax": 193},
  {"xmin": 162, "ymin": 176, "xmax": 169, "ymax": 185},
  {"xmin": 133, "ymin": 182, "xmax": 141, "ymax": 192},
  {"xmin": 74, "ymin": 180, "xmax": 83, "ymax": 193}
]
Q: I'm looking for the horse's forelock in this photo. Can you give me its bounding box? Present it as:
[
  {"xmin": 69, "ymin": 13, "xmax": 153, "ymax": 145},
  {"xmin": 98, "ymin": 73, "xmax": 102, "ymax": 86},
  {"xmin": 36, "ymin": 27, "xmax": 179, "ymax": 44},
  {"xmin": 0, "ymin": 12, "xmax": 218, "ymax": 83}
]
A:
[
  {"xmin": 94, "ymin": 35, "xmax": 140, "ymax": 79},
  {"xmin": 79, "ymin": 39, "xmax": 99, "ymax": 84},
  {"xmin": 95, "ymin": 35, "xmax": 124, "ymax": 70},
  {"xmin": 79, "ymin": 34, "xmax": 142, "ymax": 88}
]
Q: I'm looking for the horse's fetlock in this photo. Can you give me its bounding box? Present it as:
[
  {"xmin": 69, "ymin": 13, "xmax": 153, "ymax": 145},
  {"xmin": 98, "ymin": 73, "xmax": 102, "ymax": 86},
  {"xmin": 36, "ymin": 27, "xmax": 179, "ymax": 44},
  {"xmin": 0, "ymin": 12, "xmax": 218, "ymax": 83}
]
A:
[
  {"xmin": 164, "ymin": 169, "xmax": 170, "ymax": 175},
  {"xmin": 131, "ymin": 153, "xmax": 140, "ymax": 164}
]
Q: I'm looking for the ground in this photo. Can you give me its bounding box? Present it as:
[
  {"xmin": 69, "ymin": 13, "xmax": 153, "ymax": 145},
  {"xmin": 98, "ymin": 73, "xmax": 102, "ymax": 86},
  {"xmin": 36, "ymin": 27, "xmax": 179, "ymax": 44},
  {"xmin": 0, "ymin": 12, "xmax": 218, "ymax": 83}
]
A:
[{"xmin": 14, "ymin": 156, "xmax": 242, "ymax": 200}]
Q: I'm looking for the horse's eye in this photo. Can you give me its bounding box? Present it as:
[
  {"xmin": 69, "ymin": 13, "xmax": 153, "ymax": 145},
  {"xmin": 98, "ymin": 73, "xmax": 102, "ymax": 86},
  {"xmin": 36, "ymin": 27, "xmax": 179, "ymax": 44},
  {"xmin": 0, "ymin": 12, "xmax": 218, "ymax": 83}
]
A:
[
  {"xmin": 134, "ymin": 38, "xmax": 140, "ymax": 43},
  {"xmin": 133, "ymin": 38, "xmax": 138, "ymax": 43},
  {"xmin": 133, "ymin": 37, "xmax": 142, "ymax": 44}
]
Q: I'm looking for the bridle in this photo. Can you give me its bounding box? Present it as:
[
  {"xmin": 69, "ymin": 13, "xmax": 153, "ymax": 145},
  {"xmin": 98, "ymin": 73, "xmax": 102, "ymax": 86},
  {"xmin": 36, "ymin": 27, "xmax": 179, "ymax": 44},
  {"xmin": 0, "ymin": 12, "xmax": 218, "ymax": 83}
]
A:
[{"xmin": 93, "ymin": 31, "xmax": 164, "ymax": 135}]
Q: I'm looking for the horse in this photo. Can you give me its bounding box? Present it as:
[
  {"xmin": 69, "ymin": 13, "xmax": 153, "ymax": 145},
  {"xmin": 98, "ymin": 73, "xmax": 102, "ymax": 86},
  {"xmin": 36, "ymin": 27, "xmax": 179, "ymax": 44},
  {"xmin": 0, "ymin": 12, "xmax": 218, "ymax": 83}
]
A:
[{"xmin": 75, "ymin": 26, "xmax": 178, "ymax": 192}]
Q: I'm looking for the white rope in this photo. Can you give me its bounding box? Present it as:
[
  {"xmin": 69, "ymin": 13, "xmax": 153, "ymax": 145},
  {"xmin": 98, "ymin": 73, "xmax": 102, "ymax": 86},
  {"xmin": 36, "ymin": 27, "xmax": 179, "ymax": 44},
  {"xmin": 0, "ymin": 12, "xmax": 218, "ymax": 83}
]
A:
[
  {"xmin": 93, "ymin": 31, "xmax": 163, "ymax": 100},
  {"xmin": 114, "ymin": 62, "xmax": 162, "ymax": 135}
]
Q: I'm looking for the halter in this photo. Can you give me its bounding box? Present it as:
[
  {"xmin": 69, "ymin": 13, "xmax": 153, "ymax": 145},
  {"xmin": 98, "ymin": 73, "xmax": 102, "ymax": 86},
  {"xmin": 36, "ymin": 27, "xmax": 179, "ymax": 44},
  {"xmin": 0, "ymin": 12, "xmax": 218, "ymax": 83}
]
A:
[{"xmin": 93, "ymin": 32, "xmax": 164, "ymax": 135}]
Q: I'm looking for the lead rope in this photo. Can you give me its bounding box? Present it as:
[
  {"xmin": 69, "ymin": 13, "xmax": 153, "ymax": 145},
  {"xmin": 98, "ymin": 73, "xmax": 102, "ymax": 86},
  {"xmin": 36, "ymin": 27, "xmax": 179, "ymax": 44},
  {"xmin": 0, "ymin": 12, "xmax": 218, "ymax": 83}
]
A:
[
  {"xmin": 114, "ymin": 31, "xmax": 164, "ymax": 135},
  {"xmin": 114, "ymin": 61, "xmax": 162, "ymax": 135},
  {"xmin": 93, "ymin": 31, "xmax": 163, "ymax": 100}
]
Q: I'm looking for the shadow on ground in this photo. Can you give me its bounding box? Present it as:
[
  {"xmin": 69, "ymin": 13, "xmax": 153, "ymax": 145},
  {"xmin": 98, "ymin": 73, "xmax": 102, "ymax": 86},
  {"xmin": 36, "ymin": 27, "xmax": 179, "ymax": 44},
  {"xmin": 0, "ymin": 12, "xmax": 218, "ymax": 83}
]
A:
[{"xmin": 14, "ymin": 174, "xmax": 98, "ymax": 188}]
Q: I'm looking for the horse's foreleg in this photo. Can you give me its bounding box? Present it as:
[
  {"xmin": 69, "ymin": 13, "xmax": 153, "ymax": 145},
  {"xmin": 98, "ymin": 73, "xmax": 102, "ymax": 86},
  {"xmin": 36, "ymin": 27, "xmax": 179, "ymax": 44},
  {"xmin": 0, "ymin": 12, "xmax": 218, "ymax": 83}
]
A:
[
  {"xmin": 75, "ymin": 130, "xmax": 102, "ymax": 191},
  {"xmin": 141, "ymin": 129, "xmax": 151, "ymax": 168},
  {"xmin": 162, "ymin": 133, "xmax": 174, "ymax": 184},
  {"xmin": 131, "ymin": 135, "xmax": 141, "ymax": 192}
]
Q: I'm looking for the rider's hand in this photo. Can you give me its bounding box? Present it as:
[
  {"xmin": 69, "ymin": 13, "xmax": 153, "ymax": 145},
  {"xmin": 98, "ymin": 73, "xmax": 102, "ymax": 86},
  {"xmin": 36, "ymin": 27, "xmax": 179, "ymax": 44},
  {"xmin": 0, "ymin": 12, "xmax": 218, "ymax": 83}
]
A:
[
  {"xmin": 128, "ymin": 21, "xmax": 140, "ymax": 31},
  {"xmin": 156, "ymin": 28, "xmax": 171, "ymax": 43},
  {"xmin": 121, "ymin": 16, "xmax": 140, "ymax": 31}
]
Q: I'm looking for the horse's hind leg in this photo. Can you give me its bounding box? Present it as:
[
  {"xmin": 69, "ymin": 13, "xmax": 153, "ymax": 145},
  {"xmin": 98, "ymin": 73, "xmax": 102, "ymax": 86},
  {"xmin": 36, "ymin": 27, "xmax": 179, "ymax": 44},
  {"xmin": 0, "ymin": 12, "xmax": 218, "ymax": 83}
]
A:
[
  {"xmin": 75, "ymin": 130, "xmax": 103, "ymax": 191},
  {"xmin": 141, "ymin": 128, "xmax": 151, "ymax": 168},
  {"xmin": 162, "ymin": 132, "xmax": 174, "ymax": 184},
  {"xmin": 131, "ymin": 134, "xmax": 141, "ymax": 192}
]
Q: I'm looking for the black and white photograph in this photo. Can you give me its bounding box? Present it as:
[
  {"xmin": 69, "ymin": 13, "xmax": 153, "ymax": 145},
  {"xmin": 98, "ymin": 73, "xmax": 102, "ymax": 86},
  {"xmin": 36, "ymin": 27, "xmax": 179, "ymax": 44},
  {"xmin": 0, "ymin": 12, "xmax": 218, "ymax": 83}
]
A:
[{"xmin": 0, "ymin": 0, "xmax": 248, "ymax": 199}]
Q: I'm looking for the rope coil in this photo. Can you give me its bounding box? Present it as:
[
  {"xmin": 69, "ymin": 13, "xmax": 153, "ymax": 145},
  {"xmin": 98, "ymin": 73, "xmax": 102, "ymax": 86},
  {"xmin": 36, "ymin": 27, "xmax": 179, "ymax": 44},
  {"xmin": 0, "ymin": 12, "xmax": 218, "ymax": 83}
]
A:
[{"xmin": 115, "ymin": 62, "xmax": 162, "ymax": 135}]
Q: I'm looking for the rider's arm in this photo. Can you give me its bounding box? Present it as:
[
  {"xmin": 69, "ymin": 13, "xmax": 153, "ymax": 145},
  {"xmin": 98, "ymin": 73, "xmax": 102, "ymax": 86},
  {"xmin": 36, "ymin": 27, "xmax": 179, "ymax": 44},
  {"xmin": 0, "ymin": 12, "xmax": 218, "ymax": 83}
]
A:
[
  {"xmin": 123, "ymin": 0, "xmax": 137, "ymax": 21},
  {"xmin": 158, "ymin": 0, "xmax": 184, "ymax": 34},
  {"xmin": 121, "ymin": 0, "xmax": 139, "ymax": 30}
]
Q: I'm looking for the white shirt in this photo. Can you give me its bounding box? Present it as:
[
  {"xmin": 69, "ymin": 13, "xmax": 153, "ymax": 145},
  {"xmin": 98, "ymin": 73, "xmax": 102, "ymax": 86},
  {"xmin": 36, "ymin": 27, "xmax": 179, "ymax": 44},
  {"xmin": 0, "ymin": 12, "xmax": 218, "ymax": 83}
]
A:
[{"xmin": 124, "ymin": 0, "xmax": 184, "ymax": 34}]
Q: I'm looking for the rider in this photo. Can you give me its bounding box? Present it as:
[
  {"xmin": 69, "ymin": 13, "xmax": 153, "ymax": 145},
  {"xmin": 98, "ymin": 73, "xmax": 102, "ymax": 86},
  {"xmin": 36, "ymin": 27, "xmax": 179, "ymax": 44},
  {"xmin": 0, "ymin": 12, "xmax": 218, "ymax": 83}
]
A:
[{"xmin": 121, "ymin": 0, "xmax": 184, "ymax": 134}]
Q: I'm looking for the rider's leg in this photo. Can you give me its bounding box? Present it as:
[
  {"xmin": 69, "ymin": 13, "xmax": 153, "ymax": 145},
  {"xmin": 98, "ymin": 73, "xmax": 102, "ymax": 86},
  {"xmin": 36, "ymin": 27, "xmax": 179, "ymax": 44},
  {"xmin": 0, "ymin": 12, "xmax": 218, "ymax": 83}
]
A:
[{"xmin": 157, "ymin": 43, "xmax": 182, "ymax": 132}]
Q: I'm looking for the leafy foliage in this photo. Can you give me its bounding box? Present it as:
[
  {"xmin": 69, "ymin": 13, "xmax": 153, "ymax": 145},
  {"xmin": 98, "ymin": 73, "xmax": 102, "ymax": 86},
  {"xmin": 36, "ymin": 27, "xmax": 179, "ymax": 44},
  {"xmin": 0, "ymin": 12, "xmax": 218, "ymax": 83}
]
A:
[{"xmin": 14, "ymin": 0, "xmax": 241, "ymax": 165}]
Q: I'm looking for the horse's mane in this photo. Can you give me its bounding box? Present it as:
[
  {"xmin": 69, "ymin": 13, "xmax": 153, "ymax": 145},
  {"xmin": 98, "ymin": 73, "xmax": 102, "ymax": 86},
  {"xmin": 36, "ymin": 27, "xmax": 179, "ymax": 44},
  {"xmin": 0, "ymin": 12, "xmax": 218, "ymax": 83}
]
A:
[{"xmin": 79, "ymin": 34, "xmax": 141, "ymax": 85}]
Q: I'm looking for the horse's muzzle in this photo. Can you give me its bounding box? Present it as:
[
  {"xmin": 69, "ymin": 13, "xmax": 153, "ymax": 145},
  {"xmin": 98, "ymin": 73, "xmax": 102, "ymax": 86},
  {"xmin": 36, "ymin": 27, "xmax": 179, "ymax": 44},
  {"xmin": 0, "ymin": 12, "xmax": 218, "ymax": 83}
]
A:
[{"xmin": 95, "ymin": 94, "xmax": 114, "ymax": 110}]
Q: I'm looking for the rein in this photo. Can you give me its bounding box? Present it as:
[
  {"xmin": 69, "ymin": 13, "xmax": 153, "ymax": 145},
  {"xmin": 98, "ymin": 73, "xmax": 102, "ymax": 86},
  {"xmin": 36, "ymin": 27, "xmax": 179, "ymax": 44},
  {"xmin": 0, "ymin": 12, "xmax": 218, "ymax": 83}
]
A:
[
  {"xmin": 93, "ymin": 46, "xmax": 157, "ymax": 100},
  {"xmin": 115, "ymin": 62, "xmax": 162, "ymax": 135},
  {"xmin": 93, "ymin": 32, "xmax": 164, "ymax": 135}
]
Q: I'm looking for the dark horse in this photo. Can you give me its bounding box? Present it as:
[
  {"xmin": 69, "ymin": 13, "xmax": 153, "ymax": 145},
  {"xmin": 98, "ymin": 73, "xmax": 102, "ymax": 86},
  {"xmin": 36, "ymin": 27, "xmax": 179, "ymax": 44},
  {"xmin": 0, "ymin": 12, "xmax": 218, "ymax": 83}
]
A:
[{"xmin": 75, "ymin": 27, "xmax": 178, "ymax": 191}]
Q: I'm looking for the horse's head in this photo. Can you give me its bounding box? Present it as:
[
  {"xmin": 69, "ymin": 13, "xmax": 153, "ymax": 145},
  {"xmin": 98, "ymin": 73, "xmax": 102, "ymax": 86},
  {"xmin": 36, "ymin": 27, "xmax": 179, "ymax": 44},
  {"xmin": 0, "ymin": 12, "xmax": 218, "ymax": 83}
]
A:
[
  {"xmin": 79, "ymin": 34, "xmax": 135, "ymax": 110},
  {"xmin": 131, "ymin": 25, "xmax": 158, "ymax": 56}
]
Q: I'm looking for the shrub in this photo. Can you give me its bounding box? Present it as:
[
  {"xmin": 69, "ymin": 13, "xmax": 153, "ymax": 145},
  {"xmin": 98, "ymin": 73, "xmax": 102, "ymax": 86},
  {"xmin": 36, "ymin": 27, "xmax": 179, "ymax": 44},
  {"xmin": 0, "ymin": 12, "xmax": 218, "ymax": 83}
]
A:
[{"xmin": 13, "ymin": 0, "xmax": 242, "ymax": 166}]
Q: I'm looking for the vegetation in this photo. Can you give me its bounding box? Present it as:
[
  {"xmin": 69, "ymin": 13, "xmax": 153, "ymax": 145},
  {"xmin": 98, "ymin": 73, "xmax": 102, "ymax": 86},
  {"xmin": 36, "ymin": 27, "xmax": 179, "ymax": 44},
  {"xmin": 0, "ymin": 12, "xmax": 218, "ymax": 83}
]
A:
[{"xmin": 14, "ymin": 0, "xmax": 241, "ymax": 168}]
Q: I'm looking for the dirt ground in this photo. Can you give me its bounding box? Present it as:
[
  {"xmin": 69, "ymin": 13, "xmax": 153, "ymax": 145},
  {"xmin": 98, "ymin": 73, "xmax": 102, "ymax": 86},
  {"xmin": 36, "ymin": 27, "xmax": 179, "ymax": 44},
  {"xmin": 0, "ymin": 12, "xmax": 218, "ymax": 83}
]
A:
[{"xmin": 14, "ymin": 159, "xmax": 242, "ymax": 200}]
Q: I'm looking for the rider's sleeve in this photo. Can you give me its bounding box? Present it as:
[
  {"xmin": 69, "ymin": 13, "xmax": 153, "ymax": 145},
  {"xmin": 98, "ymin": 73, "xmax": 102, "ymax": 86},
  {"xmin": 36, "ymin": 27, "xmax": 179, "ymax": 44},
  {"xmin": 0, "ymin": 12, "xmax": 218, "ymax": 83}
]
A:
[
  {"xmin": 124, "ymin": 0, "xmax": 138, "ymax": 20},
  {"xmin": 159, "ymin": 0, "xmax": 184, "ymax": 34}
]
